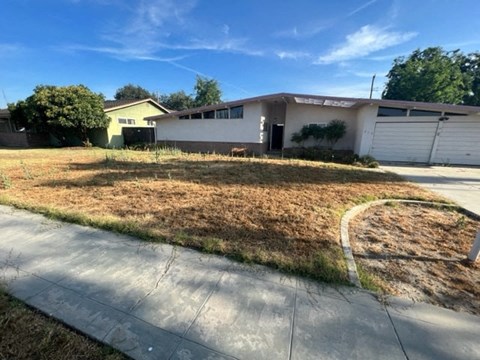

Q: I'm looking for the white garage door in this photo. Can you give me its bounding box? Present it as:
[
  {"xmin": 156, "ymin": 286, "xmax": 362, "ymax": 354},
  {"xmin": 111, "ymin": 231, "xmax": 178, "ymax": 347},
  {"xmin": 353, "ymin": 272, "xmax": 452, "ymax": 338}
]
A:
[
  {"xmin": 369, "ymin": 122, "xmax": 437, "ymax": 162},
  {"xmin": 432, "ymin": 122, "xmax": 480, "ymax": 165}
]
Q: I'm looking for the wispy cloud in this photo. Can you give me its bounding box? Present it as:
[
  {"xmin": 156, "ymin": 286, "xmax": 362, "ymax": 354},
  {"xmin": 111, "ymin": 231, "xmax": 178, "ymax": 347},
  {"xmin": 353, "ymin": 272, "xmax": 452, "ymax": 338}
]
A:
[
  {"xmin": 0, "ymin": 43, "xmax": 25, "ymax": 54},
  {"xmin": 316, "ymin": 25, "xmax": 417, "ymax": 64},
  {"xmin": 347, "ymin": 0, "xmax": 379, "ymax": 17},
  {"xmin": 275, "ymin": 51, "xmax": 311, "ymax": 60},
  {"xmin": 273, "ymin": 24, "xmax": 330, "ymax": 39},
  {"xmin": 275, "ymin": 0, "xmax": 379, "ymax": 40},
  {"xmin": 168, "ymin": 38, "xmax": 264, "ymax": 56}
]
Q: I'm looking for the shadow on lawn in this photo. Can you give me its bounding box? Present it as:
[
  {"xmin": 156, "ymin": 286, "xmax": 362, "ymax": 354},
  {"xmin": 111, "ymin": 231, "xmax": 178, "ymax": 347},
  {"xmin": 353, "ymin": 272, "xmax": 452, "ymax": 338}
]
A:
[{"xmin": 42, "ymin": 158, "xmax": 407, "ymax": 188}]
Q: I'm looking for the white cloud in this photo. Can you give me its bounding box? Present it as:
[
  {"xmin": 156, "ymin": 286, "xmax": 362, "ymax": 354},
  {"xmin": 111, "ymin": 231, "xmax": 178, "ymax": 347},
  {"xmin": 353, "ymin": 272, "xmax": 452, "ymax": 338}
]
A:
[
  {"xmin": 275, "ymin": 51, "xmax": 311, "ymax": 60},
  {"xmin": 169, "ymin": 38, "xmax": 264, "ymax": 56},
  {"xmin": 305, "ymin": 82, "xmax": 383, "ymax": 99},
  {"xmin": 347, "ymin": 0, "xmax": 378, "ymax": 17},
  {"xmin": 222, "ymin": 24, "xmax": 230, "ymax": 36},
  {"xmin": 316, "ymin": 25, "xmax": 417, "ymax": 64}
]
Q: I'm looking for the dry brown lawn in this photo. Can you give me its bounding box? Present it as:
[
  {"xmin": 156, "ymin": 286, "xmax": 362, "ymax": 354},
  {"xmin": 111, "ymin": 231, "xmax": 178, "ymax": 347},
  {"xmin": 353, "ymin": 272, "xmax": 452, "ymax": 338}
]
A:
[
  {"xmin": 0, "ymin": 148, "xmax": 439, "ymax": 283},
  {"xmin": 350, "ymin": 203, "xmax": 480, "ymax": 315}
]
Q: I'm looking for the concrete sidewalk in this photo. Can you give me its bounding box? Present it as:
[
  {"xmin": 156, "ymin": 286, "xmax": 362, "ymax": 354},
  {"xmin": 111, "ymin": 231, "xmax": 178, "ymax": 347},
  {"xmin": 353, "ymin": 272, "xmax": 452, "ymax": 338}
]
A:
[{"xmin": 1, "ymin": 205, "xmax": 479, "ymax": 360}]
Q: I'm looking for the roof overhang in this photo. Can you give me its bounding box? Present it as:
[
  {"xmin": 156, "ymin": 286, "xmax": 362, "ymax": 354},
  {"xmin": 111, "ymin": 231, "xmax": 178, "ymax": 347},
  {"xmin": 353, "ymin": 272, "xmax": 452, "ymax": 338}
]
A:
[
  {"xmin": 104, "ymin": 98, "xmax": 170, "ymax": 114},
  {"xmin": 146, "ymin": 92, "xmax": 480, "ymax": 121}
]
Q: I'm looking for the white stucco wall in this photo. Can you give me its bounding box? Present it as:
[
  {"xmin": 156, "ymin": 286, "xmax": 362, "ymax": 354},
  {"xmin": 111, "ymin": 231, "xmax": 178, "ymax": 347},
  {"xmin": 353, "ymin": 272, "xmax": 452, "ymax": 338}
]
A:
[
  {"xmin": 283, "ymin": 103, "xmax": 358, "ymax": 149},
  {"xmin": 156, "ymin": 103, "xmax": 264, "ymax": 143},
  {"xmin": 354, "ymin": 104, "xmax": 378, "ymax": 155}
]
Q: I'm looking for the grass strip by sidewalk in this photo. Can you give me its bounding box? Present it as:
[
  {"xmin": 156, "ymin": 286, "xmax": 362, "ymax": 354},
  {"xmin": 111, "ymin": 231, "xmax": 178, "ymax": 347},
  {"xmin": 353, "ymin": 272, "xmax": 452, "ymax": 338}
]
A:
[{"xmin": 0, "ymin": 288, "xmax": 127, "ymax": 360}]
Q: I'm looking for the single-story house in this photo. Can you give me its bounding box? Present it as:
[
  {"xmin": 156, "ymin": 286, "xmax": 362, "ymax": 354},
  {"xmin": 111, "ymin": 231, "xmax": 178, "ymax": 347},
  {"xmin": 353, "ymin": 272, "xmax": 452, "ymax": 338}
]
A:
[
  {"xmin": 146, "ymin": 93, "xmax": 480, "ymax": 165},
  {"xmin": 90, "ymin": 98, "xmax": 169, "ymax": 148}
]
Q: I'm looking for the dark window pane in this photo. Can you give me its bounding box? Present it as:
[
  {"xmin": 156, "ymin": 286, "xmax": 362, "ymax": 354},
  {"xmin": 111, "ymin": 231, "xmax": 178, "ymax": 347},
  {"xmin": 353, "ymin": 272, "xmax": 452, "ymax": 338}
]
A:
[
  {"xmin": 444, "ymin": 112, "xmax": 467, "ymax": 116},
  {"xmin": 216, "ymin": 108, "xmax": 229, "ymax": 119},
  {"xmin": 191, "ymin": 113, "xmax": 202, "ymax": 119},
  {"xmin": 179, "ymin": 114, "xmax": 190, "ymax": 119},
  {"xmin": 377, "ymin": 107, "xmax": 407, "ymax": 117},
  {"xmin": 410, "ymin": 109, "xmax": 441, "ymax": 116},
  {"xmin": 203, "ymin": 110, "xmax": 215, "ymax": 119},
  {"xmin": 230, "ymin": 105, "xmax": 244, "ymax": 119}
]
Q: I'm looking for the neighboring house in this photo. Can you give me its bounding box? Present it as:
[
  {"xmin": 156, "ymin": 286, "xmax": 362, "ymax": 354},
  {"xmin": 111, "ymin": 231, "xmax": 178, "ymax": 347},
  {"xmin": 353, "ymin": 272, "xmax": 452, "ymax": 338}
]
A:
[
  {"xmin": 146, "ymin": 93, "xmax": 480, "ymax": 166},
  {"xmin": 0, "ymin": 108, "xmax": 50, "ymax": 147},
  {"xmin": 90, "ymin": 98, "xmax": 169, "ymax": 148}
]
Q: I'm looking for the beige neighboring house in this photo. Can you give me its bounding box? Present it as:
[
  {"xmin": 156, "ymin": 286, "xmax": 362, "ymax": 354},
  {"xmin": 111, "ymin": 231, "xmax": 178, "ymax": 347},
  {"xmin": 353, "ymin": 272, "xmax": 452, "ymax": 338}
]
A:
[
  {"xmin": 146, "ymin": 92, "xmax": 480, "ymax": 165},
  {"xmin": 90, "ymin": 98, "xmax": 169, "ymax": 148}
]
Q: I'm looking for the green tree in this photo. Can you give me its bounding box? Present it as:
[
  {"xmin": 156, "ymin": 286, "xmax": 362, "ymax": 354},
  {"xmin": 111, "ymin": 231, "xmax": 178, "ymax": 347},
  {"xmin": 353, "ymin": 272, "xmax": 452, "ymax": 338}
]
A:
[
  {"xmin": 457, "ymin": 52, "xmax": 480, "ymax": 106},
  {"xmin": 8, "ymin": 85, "xmax": 110, "ymax": 145},
  {"xmin": 159, "ymin": 91, "xmax": 194, "ymax": 111},
  {"xmin": 114, "ymin": 84, "xmax": 155, "ymax": 100},
  {"xmin": 382, "ymin": 47, "xmax": 467, "ymax": 104},
  {"xmin": 193, "ymin": 76, "xmax": 222, "ymax": 107}
]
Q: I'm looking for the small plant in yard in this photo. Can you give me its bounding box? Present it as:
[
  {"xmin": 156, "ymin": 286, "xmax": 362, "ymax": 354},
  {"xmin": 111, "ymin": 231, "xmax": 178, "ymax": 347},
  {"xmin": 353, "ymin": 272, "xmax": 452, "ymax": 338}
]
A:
[
  {"xmin": 20, "ymin": 161, "xmax": 34, "ymax": 180},
  {"xmin": 203, "ymin": 237, "xmax": 226, "ymax": 253},
  {"xmin": 355, "ymin": 155, "xmax": 379, "ymax": 168},
  {"xmin": 0, "ymin": 172, "xmax": 12, "ymax": 189},
  {"xmin": 456, "ymin": 214, "xmax": 467, "ymax": 229}
]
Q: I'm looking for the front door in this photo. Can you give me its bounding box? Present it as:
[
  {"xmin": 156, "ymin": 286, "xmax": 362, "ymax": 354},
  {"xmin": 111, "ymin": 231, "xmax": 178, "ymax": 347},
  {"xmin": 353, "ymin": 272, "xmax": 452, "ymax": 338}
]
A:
[{"xmin": 270, "ymin": 124, "xmax": 284, "ymax": 150}]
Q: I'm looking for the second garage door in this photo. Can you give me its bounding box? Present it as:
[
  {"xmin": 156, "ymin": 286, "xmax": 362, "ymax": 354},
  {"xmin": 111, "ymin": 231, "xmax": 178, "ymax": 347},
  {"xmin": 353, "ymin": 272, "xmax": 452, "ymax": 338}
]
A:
[
  {"xmin": 369, "ymin": 122, "xmax": 438, "ymax": 162},
  {"xmin": 432, "ymin": 122, "xmax": 480, "ymax": 165}
]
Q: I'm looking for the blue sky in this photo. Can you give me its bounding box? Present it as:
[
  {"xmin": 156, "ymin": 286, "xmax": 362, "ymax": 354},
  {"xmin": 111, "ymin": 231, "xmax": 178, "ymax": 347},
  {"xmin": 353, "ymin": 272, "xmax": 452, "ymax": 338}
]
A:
[{"xmin": 1, "ymin": 0, "xmax": 480, "ymax": 107}]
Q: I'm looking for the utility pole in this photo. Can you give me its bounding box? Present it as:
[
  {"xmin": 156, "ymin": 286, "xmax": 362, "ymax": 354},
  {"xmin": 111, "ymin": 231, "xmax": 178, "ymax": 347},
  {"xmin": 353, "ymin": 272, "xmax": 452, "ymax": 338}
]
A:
[{"xmin": 369, "ymin": 74, "xmax": 376, "ymax": 99}]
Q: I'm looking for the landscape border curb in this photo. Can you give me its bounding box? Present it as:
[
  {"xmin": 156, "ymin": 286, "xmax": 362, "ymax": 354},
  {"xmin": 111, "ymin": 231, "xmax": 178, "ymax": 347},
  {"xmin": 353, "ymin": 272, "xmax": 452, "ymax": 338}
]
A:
[{"xmin": 340, "ymin": 199, "xmax": 476, "ymax": 288}]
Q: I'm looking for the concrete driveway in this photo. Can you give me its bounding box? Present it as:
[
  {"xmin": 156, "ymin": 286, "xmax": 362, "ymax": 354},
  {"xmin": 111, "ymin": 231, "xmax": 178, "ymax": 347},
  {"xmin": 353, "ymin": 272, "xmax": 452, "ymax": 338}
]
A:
[{"xmin": 382, "ymin": 165, "xmax": 480, "ymax": 216}]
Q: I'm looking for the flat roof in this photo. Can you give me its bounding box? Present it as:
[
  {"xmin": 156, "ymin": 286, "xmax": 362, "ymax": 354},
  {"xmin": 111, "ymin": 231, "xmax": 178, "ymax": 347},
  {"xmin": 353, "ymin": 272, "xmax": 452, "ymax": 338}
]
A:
[{"xmin": 145, "ymin": 92, "xmax": 480, "ymax": 120}]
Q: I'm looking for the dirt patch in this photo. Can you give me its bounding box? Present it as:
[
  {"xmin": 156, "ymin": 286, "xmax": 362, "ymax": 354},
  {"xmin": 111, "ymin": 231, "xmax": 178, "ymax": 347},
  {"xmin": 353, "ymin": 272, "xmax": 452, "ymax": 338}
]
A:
[
  {"xmin": 350, "ymin": 202, "xmax": 480, "ymax": 315},
  {"xmin": 0, "ymin": 148, "xmax": 441, "ymax": 283}
]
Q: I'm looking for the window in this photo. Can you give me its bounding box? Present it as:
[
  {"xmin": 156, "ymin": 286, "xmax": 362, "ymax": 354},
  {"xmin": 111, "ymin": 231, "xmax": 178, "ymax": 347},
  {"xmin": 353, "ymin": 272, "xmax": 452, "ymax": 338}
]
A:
[
  {"xmin": 377, "ymin": 107, "xmax": 407, "ymax": 117},
  {"xmin": 216, "ymin": 108, "xmax": 229, "ymax": 119},
  {"xmin": 230, "ymin": 105, "xmax": 244, "ymax": 119},
  {"xmin": 409, "ymin": 109, "xmax": 441, "ymax": 117},
  {"xmin": 191, "ymin": 112, "xmax": 202, "ymax": 119},
  {"xmin": 444, "ymin": 112, "xmax": 467, "ymax": 116},
  {"xmin": 118, "ymin": 118, "xmax": 135, "ymax": 125},
  {"xmin": 308, "ymin": 123, "xmax": 327, "ymax": 128},
  {"xmin": 179, "ymin": 114, "xmax": 190, "ymax": 119},
  {"xmin": 203, "ymin": 110, "xmax": 215, "ymax": 119},
  {"xmin": 147, "ymin": 120, "xmax": 154, "ymax": 126}
]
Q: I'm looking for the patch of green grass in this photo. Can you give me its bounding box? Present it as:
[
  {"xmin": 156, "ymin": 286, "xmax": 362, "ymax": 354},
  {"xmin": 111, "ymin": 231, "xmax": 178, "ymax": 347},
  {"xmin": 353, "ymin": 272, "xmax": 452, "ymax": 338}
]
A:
[
  {"xmin": 0, "ymin": 172, "xmax": 12, "ymax": 189},
  {"xmin": 357, "ymin": 263, "xmax": 383, "ymax": 292},
  {"xmin": 202, "ymin": 237, "xmax": 225, "ymax": 253}
]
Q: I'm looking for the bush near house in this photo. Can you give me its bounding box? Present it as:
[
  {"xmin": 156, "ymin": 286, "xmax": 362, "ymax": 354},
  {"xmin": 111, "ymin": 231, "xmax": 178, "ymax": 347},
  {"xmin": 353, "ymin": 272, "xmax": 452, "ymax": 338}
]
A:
[{"xmin": 291, "ymin": 119, "xmax": 347, "ymax": 149}]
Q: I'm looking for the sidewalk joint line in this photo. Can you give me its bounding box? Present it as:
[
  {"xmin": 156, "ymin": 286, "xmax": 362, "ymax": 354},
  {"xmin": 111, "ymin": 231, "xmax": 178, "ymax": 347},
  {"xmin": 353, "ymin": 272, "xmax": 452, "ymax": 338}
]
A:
[
  {"xmin": 288, "ymin": 281, "xmax": 298, "ymax": 360},
  {"xmin": 386, "ymin": 307, "xmax": 409, "ymax": 360}
]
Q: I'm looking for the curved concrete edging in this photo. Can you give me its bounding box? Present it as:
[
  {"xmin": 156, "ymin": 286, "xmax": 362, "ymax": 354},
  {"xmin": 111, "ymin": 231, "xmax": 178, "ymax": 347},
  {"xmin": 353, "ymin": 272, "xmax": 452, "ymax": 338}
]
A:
[{"xmin": 340, "ymin": 199, "xmax": 474, "ymax": 288}]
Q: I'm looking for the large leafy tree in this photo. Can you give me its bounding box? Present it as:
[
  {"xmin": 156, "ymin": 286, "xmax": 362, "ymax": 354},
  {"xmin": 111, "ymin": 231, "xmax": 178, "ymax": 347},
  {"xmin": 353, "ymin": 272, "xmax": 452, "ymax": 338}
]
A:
[
  {"xmin": 159, "ymin": 76, "xmax": 223, "ymax": 110},
  {"xmin": 159, "ymin": 90, "xmax": 194, "ymax": 111},
  {"xmin": 114, "ymin": 84, "xmax": 155, "ymax": 100},
  {"xmin": 8, "ymin": 85, "xmax": 110, "ymax": 145},
  {"xmin": 193, "ymin": 76, "xmax": 222, "ymax": 107},
  {"xmin": 382, "ymin": 47, "xmax": 468, "ymax": 104},
  {"xmin": 457, "ymin": 52, "xmax": 480, "ymax": 106}
]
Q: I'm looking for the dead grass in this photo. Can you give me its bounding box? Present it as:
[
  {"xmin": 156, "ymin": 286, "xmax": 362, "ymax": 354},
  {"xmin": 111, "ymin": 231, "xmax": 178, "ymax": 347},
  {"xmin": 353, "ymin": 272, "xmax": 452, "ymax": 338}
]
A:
[
  {"xmin": 0, "ymin": 288, "xmax": 126, "ymax": 360},
  {"xmin": 350, "ymin": 203, "xmax": 480, "ymax": 315},
  {"xmin": 0, "ymin": 148, "xmax": 441, "ymax": 283}
]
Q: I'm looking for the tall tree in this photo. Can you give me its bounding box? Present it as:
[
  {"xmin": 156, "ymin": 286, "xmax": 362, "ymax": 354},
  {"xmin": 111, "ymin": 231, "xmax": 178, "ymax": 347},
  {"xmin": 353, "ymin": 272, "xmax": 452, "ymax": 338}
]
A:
[
  {"xmin": 159, "ymin": 91, "xmax": 194, "ymax": 111},
  {"xmin": 8, "ymin": 85, "xmax": 110, "ymax": 145},
  {"xmin": 114, "ymin": 84, "xmax": 155, "ymax": 100},
  {"xmin": 457, "ymin": 52, "xmax": 480, "ymax": 106},
  {"xmin": 193, "ymin": 76, "xmax": 222, "ymax": 107},
  {"xmin": 382, "ymin": 47, "xmax": 467, "ymax": 104}
]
